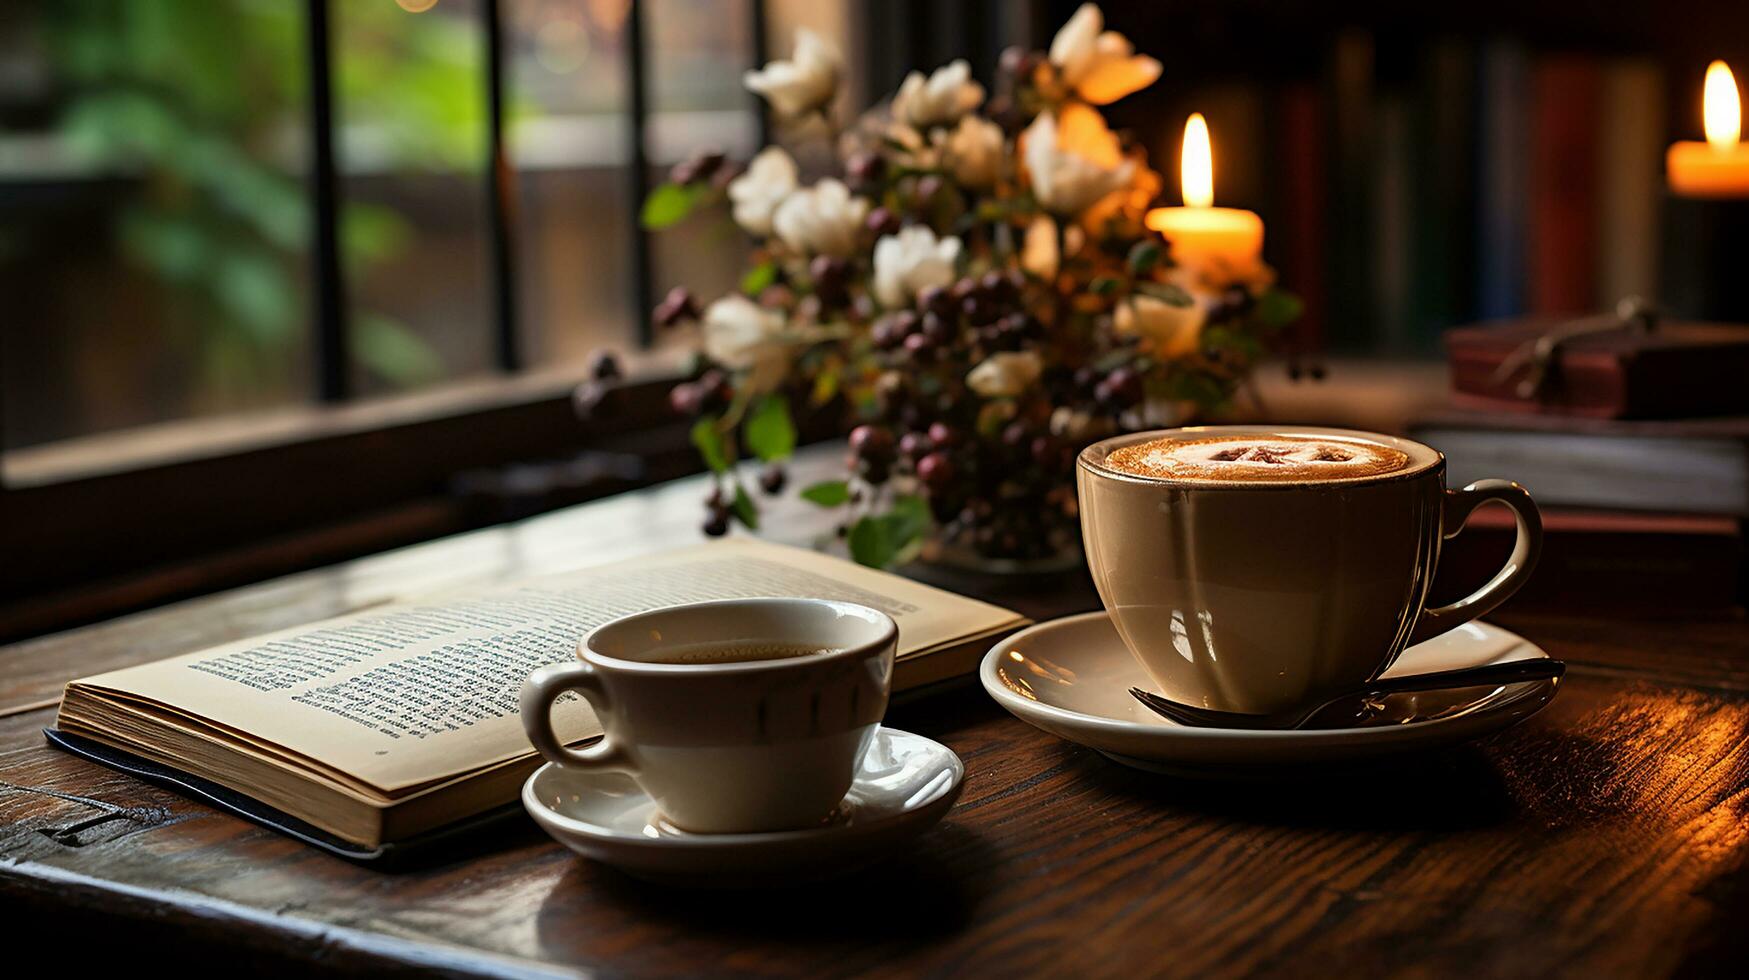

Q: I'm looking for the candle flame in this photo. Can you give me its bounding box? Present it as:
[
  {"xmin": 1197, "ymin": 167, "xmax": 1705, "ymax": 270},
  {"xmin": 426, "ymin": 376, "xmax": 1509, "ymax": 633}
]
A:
[
  {"xmin": 1704, "ymin": 60, "xmax": 1741, "ymax": 149},
  {"xmin": 1181, "ymin": 113, "xmax": 1213, "ymax": 208}
]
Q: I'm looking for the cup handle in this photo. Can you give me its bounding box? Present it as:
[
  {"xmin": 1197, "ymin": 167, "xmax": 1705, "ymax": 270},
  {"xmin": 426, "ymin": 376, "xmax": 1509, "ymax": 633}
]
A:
[
  {"xmin": 1409, "ymin": 479, "xmax": 1544, "ymax": 647},
  {"xmin": 519, "ymin": 661, "xmax": 633, "ymax": 772}
]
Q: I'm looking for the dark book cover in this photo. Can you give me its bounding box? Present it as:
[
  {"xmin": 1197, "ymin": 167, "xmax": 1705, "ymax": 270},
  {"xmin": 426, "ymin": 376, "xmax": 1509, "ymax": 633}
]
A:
[{"xmin": 1444, "ymin": 318, "xmax": 1749, "ymax": 418}]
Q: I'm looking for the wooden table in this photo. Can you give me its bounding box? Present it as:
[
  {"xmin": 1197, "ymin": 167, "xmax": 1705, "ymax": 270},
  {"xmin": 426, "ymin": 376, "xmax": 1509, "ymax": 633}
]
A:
[{"xmin": 4, "ymin": 446, "xmax": 1749, "ymax": 977}]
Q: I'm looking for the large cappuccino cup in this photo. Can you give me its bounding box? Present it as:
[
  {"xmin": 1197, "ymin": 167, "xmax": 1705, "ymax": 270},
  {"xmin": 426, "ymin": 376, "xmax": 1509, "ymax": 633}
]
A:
[{"xmin": 1077, "ymin": 426, "xmax": 1542, "ymax": 714}]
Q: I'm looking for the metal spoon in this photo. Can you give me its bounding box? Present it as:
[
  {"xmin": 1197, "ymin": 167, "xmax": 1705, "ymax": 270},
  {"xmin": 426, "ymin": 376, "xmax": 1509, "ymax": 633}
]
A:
[{"xmin": 1128, "ymin": 659, "xmax": 1566, "ymax": 731}]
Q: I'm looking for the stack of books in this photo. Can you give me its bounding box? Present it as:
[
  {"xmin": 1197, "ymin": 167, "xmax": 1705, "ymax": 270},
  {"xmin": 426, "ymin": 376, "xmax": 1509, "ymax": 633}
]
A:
[{"xmin": 1412, "ymin": 320, "xmax": 1749, "ymax": 613}]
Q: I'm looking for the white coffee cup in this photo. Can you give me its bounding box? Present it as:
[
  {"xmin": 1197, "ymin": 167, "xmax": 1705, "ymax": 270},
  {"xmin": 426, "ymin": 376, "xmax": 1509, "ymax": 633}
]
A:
[{"xmin": 520, "ymin": 597, "xmax": 897, "ymax": 834}]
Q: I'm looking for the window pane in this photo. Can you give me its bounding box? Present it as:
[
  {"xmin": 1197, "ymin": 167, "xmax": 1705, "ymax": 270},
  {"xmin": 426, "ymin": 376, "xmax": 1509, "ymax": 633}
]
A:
[
  {"xmin": 504, "ymin": 0, "xmax": 635, "ymax": 367},
  {"xmin": 645, "ymin": 0, "xmax": 758, "ymax": 350},
  {"xmin": 335, "ymin": 0, "xmax": 492, "ymax": 395},
  {"xmin": 0, "ymin": 0, "xmax": 312, "ymax": 450},
  {"xmin": 507, "ymin": 0, "xmax": 763, "ymax": 368}
]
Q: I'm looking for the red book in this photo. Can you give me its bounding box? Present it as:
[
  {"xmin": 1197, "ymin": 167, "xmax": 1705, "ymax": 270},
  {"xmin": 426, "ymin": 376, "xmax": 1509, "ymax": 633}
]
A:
[
  {"xmin": 1444, "ymin": 318, "xmax": 1749, "ymax": 418},
  {"xmin": 1528, "ymin": 57, "xmax": 1602, "ymax": 315},
  {"xmin": 1278, "ymin": 83, "xmax": 1326, "ymax": 354}
]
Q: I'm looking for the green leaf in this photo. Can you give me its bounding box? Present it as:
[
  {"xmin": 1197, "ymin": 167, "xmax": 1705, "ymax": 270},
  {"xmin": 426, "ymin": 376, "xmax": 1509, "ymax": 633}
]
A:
[
  {"xmin": 847, "ymin": 515, "xmax": 896, "ymax": 568},
  {"xmin": 740, "ymin": 260, "xmax": 778, "ymax": 296},
  {"xmin": 744, "ymin": 395, "xmax": 796, "ymax": 462},
  {"xmin": 732, "ymin": 485, "xmax": 760, "ymax": 529},
  {"xmin": 974, "ymin": 200, "xmax": 1011, "ymax": 222},
  {"xmin": 846, "ymin": 496, "xmax": 932, "ymax": 568},
  {"xmin": 641, "ymin": 183, "xmax": 700, "ymax": 230},
  {"xmin": 690, "ymin": 417, "xmax": 730, "ymax": 473},
  {"xmin": 1136, "ymin": 281, "xmax": 1194, "ymax": 306},
  {"xmin": 800, "ymin": 480, "xmax": 851, "ymax": 507},
  {"xmin": 886, "ymin": 494, "xmax": 932, "ymax": 564},
  {"xmin": 1201, "ymin": 325, "xmax": 1264, "ymax": 360},
  {"xmin": 1256, "ymin": 289, "xmax": 1304, "ymax": 329},
  {"xmin": 1126, "ymin": 241, "xmax": 1162, "ymax": 276},
  {"xmin": 355, "ymin": 314, "xmax": 445, "ymax": 388},
  {"xmin": 1164, "ymin": 370, "xmax": 1230, "ymax": 409},
  {"xmin": 1088, "ymin": 276, "xmax": 1121, "ymax": 296},
  {"xmin": 810, "ymin": 367, "xmax": 841, "ymax": 406},
  {"xmin": 1092, "ymin": 349, "xmax": 1136, "ymax": 373},
  {"xmin": 213, "ymin": 249, "xmax": 295, "ymax": 344}
]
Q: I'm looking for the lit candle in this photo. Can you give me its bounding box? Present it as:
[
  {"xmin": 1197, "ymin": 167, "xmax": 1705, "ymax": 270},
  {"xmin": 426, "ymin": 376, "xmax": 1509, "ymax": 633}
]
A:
[
  {"xmin": 1145, "ymin": 113, "xmax": 1265, "ymax": 283},
  {"xmin": 1667, "ymin": 61, "xmax": 1749, "ymax": 198}
]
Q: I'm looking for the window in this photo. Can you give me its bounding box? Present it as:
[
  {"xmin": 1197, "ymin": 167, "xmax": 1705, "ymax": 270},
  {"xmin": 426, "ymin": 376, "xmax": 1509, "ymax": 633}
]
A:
[
  {"xmin": 1, "ymin": 1, "xmax": 317, "ymax": 449},
  {"xmin": 0, "ymin": 0, "xmax": 799, "ymax": 457},
  {"xmin": 0, "ymin": 0, "xmax": 838, "ymax": 634}
]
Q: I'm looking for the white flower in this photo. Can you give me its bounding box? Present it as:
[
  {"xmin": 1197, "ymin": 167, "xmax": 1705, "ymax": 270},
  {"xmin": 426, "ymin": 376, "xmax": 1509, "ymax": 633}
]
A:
[
  {"xmin": 1023, "ymin": 106, "xmax": 1135, "ymax": 216},
  {"xmin": 772, "ymin": 178, "xmax": 869, "ymax": 257},
  {"xmin": 1022, "ymin": 215, "xmax": 1060, "ymax": 280},
  {"xmin": 1048, "ymin": 3, "xmax": 1162, "ymax": 105},
  {"xmin": 967, "ymin": 351, "xmax": 1044, "ymax": 398},
  {"xmin": 726, "ymin": 147, "xmax": 798, "ymax": 236},
  {"xmin": 872, "ymin": 226, "xmax": 962, "ymax": 308},
  {"xmin": 1114, "ymin": 292, "xmax": 1207, "ymax": 358},
  {"xmin": 1050, "ymin": 406, "xmax": 1108, "ymax": 442},
  {"xmin": 702, "ymin": 295, "xmax": 784, "ymax": 369},
  {"xmin": 884, "ymin": 122, "xmax": 939, "ymax": 171},
  {"xmin": 944, "ymin": 115, "xmax": 1004, "ymax": 187},
  {"xmin": 702, "ymin": 295, "xmax": 790, "ymax": 392},
  {"xmin": 743, "ymin": 28, "xmax": 841, "ymax": 118},
  {"xmin": 893, "ymin": 59, "xmax": 985, "ymax": 129}
]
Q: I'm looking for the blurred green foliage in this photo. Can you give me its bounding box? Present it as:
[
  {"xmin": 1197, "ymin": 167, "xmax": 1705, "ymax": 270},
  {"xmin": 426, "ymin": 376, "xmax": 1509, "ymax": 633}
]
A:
[{"xmin": 42, "ymin": 0, "xmax": 491, "ymax": 394}]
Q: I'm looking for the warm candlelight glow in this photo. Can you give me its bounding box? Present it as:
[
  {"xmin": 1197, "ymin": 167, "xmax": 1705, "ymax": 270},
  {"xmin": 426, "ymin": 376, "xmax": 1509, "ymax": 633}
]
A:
[
  {"xmin": 1146, "ymin": 112, "xmax": 1264, "ymax": 284},
  {"xmin": 1704, "ymin": 60, "xmax": 1741, "ymax": 149},
  {"xmin": 1668, "ymin": 59, "xmax": 1749, "ymax": 198},
  {"xmin": 1181, "ymin": 113, "xmax": 1214, "ymax": 208}
]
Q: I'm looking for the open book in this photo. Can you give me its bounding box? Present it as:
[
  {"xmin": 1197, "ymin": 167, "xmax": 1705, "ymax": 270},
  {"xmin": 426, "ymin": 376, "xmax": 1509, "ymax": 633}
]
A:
[{"xmin": 54, "ymin": 539, "xmax": 1025, "ymax": 853}]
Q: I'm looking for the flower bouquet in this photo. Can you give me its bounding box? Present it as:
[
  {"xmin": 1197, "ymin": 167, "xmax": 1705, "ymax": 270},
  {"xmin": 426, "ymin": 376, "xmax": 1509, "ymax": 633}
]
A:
[{"xmin": 643, "ymin": 3, "xmax": 1300, "ymax": 569}]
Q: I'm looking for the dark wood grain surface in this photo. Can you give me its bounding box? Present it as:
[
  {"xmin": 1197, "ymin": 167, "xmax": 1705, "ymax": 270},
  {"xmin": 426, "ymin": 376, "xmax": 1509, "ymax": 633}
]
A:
[{"xmin": 4, "ymin": 445, "xmax": 1748, "ymax": 978}]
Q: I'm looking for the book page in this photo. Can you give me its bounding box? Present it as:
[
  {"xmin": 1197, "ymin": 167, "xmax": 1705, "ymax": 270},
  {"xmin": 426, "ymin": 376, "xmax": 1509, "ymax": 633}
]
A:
[{"xmin": 67, "ymin": 539, "xmax": 1020, "ymax": 794}]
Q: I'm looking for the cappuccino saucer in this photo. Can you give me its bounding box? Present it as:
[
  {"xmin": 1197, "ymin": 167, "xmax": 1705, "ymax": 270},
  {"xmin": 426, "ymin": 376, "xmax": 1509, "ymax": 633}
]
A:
[
  {"xmin": 523, "ymin": 726, "xmax": 963, "ymax": 885},
  {"xmin": 981, "ymin": 613, "xmax": 1559, "ymax": 774}
]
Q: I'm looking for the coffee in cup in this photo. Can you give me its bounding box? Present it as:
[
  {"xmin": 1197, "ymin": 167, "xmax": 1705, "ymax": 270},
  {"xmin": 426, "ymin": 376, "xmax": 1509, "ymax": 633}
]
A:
[
  {"xmin": 642, "ymin": 641, "xmax": 843, "ymax": 665},
  {"xmin": 520, "ymin": 598, "xmax": 896, "ymax": 833},
  {"xmin": 1078, "ymin": 426, "xmax": 1541, "ymax": 714},
  {"xmin": 1104, "ymin": 433, "xmax": 1415, "ymax": 483}
]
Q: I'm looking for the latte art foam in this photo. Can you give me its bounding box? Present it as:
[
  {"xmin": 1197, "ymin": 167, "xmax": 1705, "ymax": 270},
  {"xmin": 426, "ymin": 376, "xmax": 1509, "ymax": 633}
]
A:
[{"xmin": 1105, "ymin": 435, "xmax": 1412, "ymax": 484}]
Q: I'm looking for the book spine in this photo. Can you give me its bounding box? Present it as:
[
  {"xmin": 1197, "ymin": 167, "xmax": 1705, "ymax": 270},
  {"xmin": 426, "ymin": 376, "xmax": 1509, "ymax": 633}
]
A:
[
  {"xmin": 1476, "ymin": 40, "xmax": 1530, "ymax": 319},
  {"xmin": 1328, "ymin": 29, "xmax": 1376, "ymax": 349},
  {"xmin": 1595, "ymin": 59, "xmax": 1665, "ymax": 310},
  {"xmin": 1374, "ymin": 91, "xmax": 1413, "ymax": 352},
  {"xmin": 1528, "ymin": 55, "xmax": 1602, "ymax": 315},
  {"xmin": 1279, "ymin": 83, "xmax": 1328, "ymax": 357},
  {"xmin": 1412, "ymin": 39, "xmax": 1477, "ymax": 349}
]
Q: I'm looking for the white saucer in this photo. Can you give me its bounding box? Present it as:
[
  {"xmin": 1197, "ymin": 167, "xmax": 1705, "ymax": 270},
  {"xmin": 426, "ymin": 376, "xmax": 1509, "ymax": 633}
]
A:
[
  {"xmin": 523, "ymin": 726, "xmax": 963, "ymax": 884},
  {"xmin": 981, "ymin": 612, "xmax": 1559, "ymax": 774}
]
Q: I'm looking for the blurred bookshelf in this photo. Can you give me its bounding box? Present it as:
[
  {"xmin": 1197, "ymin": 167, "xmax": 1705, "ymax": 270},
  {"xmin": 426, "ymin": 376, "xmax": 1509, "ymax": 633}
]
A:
[{"xmin": 1071, "ymin": 0, "xmax": 1749, "ymax": 356}]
